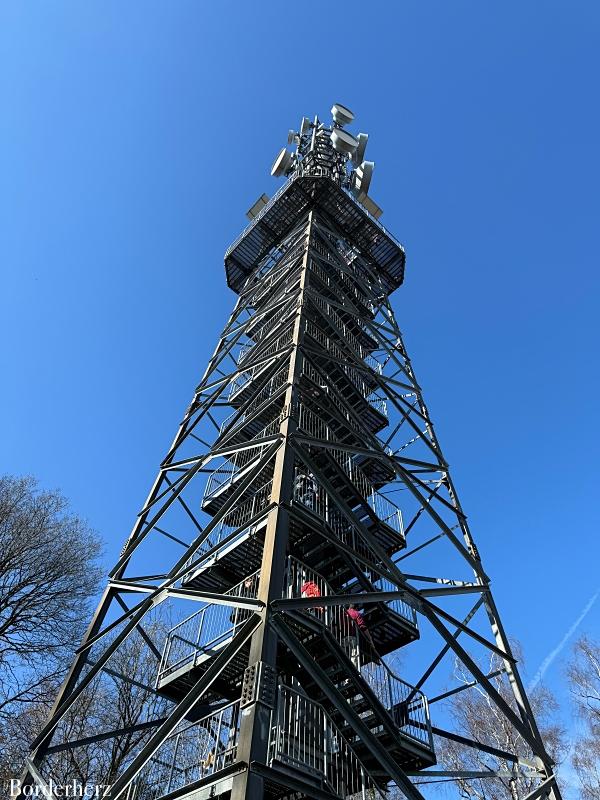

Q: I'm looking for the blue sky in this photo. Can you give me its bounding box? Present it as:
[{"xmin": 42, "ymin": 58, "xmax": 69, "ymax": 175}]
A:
[{"xmin": 1, "ymin": 1, "xmax": 599, "ymax": 792}]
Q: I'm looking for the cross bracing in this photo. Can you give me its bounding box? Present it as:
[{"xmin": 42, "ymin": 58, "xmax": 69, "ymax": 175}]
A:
[{"xmin": 18, "ymin": 109, "xmax": 562, "ymax": 800}]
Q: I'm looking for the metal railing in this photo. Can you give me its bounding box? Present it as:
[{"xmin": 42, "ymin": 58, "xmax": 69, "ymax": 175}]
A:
[
  {"xmin": 129, "ymin": 684, "xmax": 429, "ymax": 800},
  {"xmin": 286, "ymin": 555, "xmax": 416, "ymax": 652},
  {"xmin": 370, "ymin": 574, "xmax": 416, "ymax": 626},
  {"xmin": 302, "ymin": 362, "xmax": 367, "ymax": 434},
  {"xmin": 292, "ymin": 439, "xmax": 403, "ymax": 538},
  {"xmin": 329, "ymin": 446, "xmax": 402, "ymax": 536},
  {"xmin": 309, "ymin": 293, "xmax": 381, "ymax": 374},
  {"xmin": 292, "ymin": 469, "xmax": 374, "ymax": 563},
  {"xmin": 297, "ymin": 401, "xmax": 330, "ymax": 441},
  {"xmin": 183, "ymin": 481, "xmax": 272, "ymax": 582},
  {"xmin": 340, "ymin": 184, "xmax": 406, "ymax": 254},
  {"xmin": 157, "ymin": 571, "xmax": 260, "ymax": 684},
  {"xmin": 285, "ymin": 557, "xmax": 429, "ymax": 751},
  {"xmin": 241, "ymin": 226, "xmax": 308, "ymax": 308},
  {"xmin": 224, "ymin": 168, "xmax": 405, "ymax": 265},
  {"xmin": 309, "ymin": 255, "xmax": 373, "ymax": 316},
  {"xmin": 367, "ymin": 394, "xmax": 387, "ymax": 416},
  {"xmin": 311, "ymin": 237, "xmax": 381, "ymax": 317},
  {"xmin": 269, "ymin": 685, "xmax": 387, "ymax": 800},
  {"xmin": 245, "ymin": 299, "xmax": 293, "ymax": 345},
  {"xmin": 238, "ymin": 316, "xmax": 296, "ymax": 369},
  {"xmin": 304, "ymin": 319, "xmax": 383, "ymax": 397},
  {"xmin": 302, "ymin": 360, "xmax": 387, "ymax": 425},
  {"xmin": 368, "ymin": 493, "xmax": 403, "ymax": 537},
  {"xmin": 226, "ymin": 364, "xmax": 288, "ymax": 428},
  {"xmin": 127, "ymin": 701, "xmax": 241, "ymax": 800},
  {"xmin": 203, "ymin": 445, "xmax": 268, "ymax": 501},
  {"xmin": 218, "ymin": 409, "xmax": 239, "ymax": 436},
  {"xmin": 248, "ymin": 262, "xmax": 291, "ymax": 308},
  {"xmin": 226, "ymin": 171, "xmax": 304, "ymax": 262},
  {"xmin": 243, "ymin": 238, "xmax": 308, "ymax": 313},
  {"xmin": 360, "ymin": 661, "xmax": 433, "ymax": 749},
  {"xmin": 229, "ymin": 326, "xmax": 294, "ymax": 398},
  {"xmin": 218, "ymin": 406, "xmax": 280, "ymax": 442},
  {"xmin": 204, "ymin": 417, "xmax": 281, "ymax": 502},
  {"xmin": 309, "ymin": 294, "xmax": 368, "ymax": 360},
  {"xmin": 285, "ymin": 556, "xmax": 358, "ymax": 654},
  {"xmin": 216, "ymin": 480, "xmax": 272, "ymax": 537}
]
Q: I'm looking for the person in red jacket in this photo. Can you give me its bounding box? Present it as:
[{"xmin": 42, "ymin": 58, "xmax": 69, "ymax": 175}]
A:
[
  {"xmin": 301, "ymin": 579, "xmax": 324, "ymax": 614},
  {"xmin": 346, "ymin": 604, "xmax": 367, "ymax": 633},
  {"xmin": 346, "ymin": 604, "xmax": 378, "ymax": 659}
]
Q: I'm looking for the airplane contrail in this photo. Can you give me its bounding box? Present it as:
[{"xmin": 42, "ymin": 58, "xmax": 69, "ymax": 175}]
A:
[{"xmin": 528, "ymin": 590, "xmax": 599, "ymax": 692}]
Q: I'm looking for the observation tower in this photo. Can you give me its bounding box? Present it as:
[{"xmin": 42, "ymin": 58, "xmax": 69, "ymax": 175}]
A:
[{"xmin": 20, "ymin": 104, "xmax": 562, "ymax": 800}]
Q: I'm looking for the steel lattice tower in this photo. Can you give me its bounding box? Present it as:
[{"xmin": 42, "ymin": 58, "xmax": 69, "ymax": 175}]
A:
[{"xmin": 20, "ymin": 106, "xmax": 562, "ymax": 800}]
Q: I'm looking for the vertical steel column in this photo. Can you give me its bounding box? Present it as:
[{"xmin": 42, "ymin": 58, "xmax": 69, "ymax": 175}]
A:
[{"xmin": 230, "ymin": 212, "xmax": 314, "ymax": 800}]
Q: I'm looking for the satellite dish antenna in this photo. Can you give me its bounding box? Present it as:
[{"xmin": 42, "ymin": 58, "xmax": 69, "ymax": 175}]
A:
[
  {"xmin": 331, "ymin": 128, "xmax": 358, "ymax": 154},
  {"xmin": 271, "ymin": 148, "xmax": 294, "ymax": 177},
  {"xmin": 300, "ymin": 117, "xmax": 311, "ymax": 135},
  {"xmin": 352, "ymin": 160, "xmax": 374, "ymax": 196},
  {"xmin": 351, "ymin": 133, "xmax": 368, "ymax": 167},
  {"xmin": 331, "ymin": 103, "xmax": 354, "ymax": 126}
]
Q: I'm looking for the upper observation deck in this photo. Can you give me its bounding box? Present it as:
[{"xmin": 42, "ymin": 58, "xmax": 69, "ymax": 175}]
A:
[{"xmin": 224, "ymin": 172, "xmax": 405, "ymax": 295}]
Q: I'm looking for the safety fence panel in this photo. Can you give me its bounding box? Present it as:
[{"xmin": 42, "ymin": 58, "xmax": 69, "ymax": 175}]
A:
[
  {"xmin": 157, "ymin": 572, "xmax": 260, "ymax": 683},
  {"xmin": 269, "ymin": 685, "xmax": 387, "ymax": 800},
  {"xmin": 127, "ymin": 701, "xmax": 241, "ymax": 800}
]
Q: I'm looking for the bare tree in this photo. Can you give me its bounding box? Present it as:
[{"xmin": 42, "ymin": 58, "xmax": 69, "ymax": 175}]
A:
[
  {"xmin": 0, "ymin": 475, "xmax": 102, "ymax": 780},
  {"xmin": 567, "ymin": 635, "xmax": 600, "ymax": 799},
  {"xmin": 1, "ymin": 615, "xmax": 172, "ymax": 792},
  {"xmin": 438, "ymin": 650, "xmax": 565, "ymax": 799}
]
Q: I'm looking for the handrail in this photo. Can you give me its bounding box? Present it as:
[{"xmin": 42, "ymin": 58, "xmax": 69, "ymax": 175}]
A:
[
  {"xmin": 301, "ymin": 360, "xmax": 382, "ymax": 432},
  {"xmin": 128, "ymin": 700, "xmax": 241, "ymax": 800},
  {"xmin": 360, "ymin": 659, "xmax": 434, "ymax": 749},
  {"xmin": 203, "ymin": 417, "xmax": 281, "ymax": 501},
  {"xmin": 308, "ymin": 254, "xmax": 377, "ymax": 317},
  {"xmin": 291, "ymin": 420, "xmax": 402, "ymax": 537},
  {"xmin": 238, "ymin": 312, "xmax": 296, "ymax": 367},
  {"xmin": 286, "ymin": 555, "xmax": 416, "ymax": 654},
  {"xmin": 269, "ymin": 685, "xmax": 388, "ymax": 800},
  {"xmin": 229, "ymin": 325, "xmax": 294, "ymax": 398},
  {"xmin": 285, "ymin": 557, "xmax": 428, "ymax": 749},
  {"xmin": 225, "ymin": 364, "xmax": 288, "ymax": 427},
  {"xmin": 157, "ymin": 571, "xmax": 260, "ymax": 683},
  {"xmin": 224, "ymin": 170, "xmax": 405, "ymax": 261},
  {"xmin": 225, "ymin": 172, "xmax": 305, "ymax": 260},
  {"xmin": 303, "ymin": 321, "xmax": 385, "ymax": 406},
  {"xmin": 285, "ymin": 555, "xmax": 357, "ymax": 652},
  {"xmin": 183, "ymin": 481, "xmax": 272, "ymax": 579}
]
